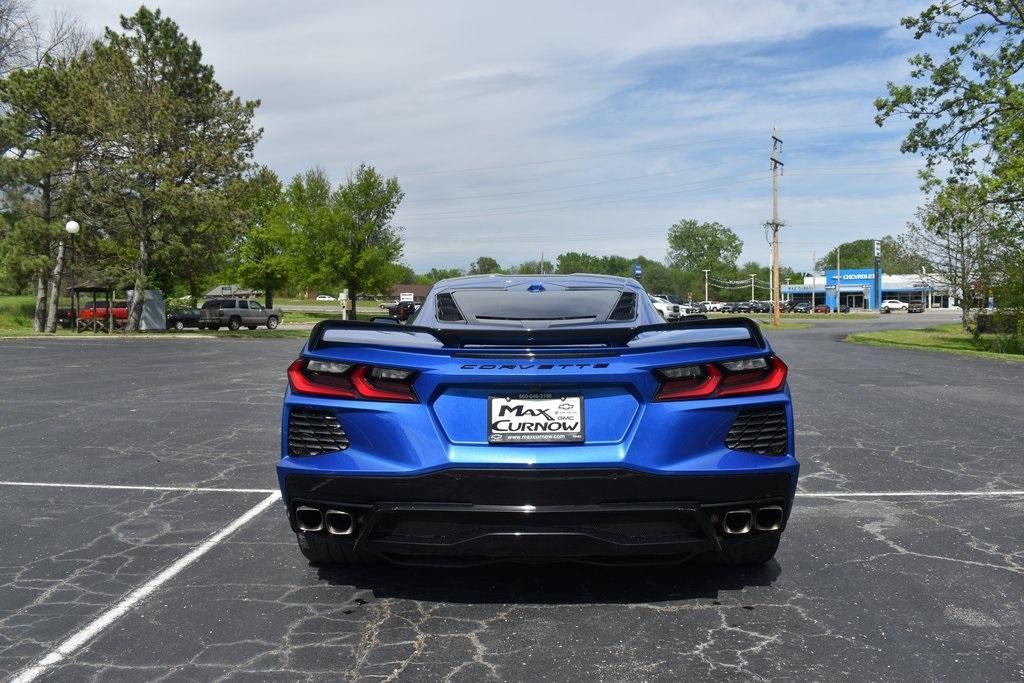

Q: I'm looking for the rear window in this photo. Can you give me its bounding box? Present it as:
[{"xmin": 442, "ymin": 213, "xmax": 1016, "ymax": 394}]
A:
[{"xmin": 451, "ymin": 289, "xmax": 624, "ymax": 321}]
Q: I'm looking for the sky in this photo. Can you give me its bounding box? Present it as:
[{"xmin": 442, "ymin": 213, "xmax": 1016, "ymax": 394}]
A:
[{"xmin": 46, "ymin": 0, "xmax": 931, "ymax": 274}]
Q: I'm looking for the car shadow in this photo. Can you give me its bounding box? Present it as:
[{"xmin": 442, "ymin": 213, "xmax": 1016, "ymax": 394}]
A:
[{"xmin": 315, "ymin": 559, "xmax": 782, "ymax": 605}]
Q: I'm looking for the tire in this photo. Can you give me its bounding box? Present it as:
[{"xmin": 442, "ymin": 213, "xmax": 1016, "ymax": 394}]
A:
[
  {"xmin": 295, "ymin": 533, "xmax": 376, "ymax": 565},
  {"xmin": 701, "ymin": 534, "xmax": 780, "ymax": 566},
  {"xmin": 174, "ymin": 321, "xmax": 185, "ymax": 331},
  {"xmin": 247, "ymin": 325, "xmax": 257, "ymax": 330},
  {"xmin": 266, "ymin": 316, "xmax": 279, "ymax": 329},
  {"xmin": 228, "ymin": 316, "xmax": 242, "ymax": 331}
]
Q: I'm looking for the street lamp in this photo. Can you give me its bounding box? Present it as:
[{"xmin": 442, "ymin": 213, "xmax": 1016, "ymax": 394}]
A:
[{"xmin": 65, "ymin": 220, "xmax": 80, "ymax": 332}]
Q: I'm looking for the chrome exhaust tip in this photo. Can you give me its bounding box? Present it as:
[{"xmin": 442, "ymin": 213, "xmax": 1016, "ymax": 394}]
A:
[
  {"xmin": 755, "ymin": 505, "xmax": 784, "ymax": 531},
  {"xmin": 295, "ymin": 505, "xmax": 324, "ymax": 532},
  {"xmin": 722, "ymin": 509, "xmax": 753, "ymax": 535},
  {"xmin": 324, "ymin": 509, "xmax": 355, "ymax": 536}
]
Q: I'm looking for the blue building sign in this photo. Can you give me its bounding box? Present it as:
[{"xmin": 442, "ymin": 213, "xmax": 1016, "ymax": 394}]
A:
[{"xmin": 824, "ymin": 268, "xmax": 879, "ymax": 311}]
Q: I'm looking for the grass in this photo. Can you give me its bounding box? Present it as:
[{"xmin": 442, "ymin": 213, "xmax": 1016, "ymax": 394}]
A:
[
  {"xmin": 750, "ymin": 318, "xmax": 814, "ymax": 331},
  {"xmin": 846, "ymin": 323, "xmax": 1024, "ymax": 362}
]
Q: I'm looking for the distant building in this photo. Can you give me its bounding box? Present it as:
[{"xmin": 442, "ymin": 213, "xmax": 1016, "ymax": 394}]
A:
[{"xmin": 781, "ymin": 269, "xmax": 958, "ymax": 309}]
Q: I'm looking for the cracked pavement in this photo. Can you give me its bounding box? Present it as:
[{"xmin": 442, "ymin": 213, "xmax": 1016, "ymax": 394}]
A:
[{"xmin": 1, "ymin": 314, "xmax": 1022, "ymax": 681}]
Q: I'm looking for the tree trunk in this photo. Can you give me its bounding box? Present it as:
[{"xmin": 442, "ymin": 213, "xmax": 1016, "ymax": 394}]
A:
[
  {"xmin": 265, "ymin": 288, "xmax": 274, "ymax": 310},
  {"xmin": 32, "ymin": 272, "xmax": 47, "ymax": 333},
  {"xmin": 126, "ymin": 237, "xmax": 149, "ymax": 332},
  {"xmin": 45, "ymin": 239, "xmax": 66, "ymax": 333}
]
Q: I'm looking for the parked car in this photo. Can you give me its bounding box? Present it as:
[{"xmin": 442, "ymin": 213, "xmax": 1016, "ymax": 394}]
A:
[
  {"xmin": 649, "ymin": 295, "xmax": 681, "ymax": 321},
  {"xmin": 699, "ymin": 301, "xmax": 724, "ymax": 312},
  {"xmin": 379, "ymin": 300, "xmax": 399, "ymax": 310},
  {"xmin": 279, "ymin": 274, "xmax": 797, "ymax": 566},
  {"xmin": 199, "ymin": 299, "xmax": 282, "ymax": 330},
  {"xmin": 719, "ymin": 302, "xmax": 737, "ymax": 313},
  {"xmin": 791, "ymin": 302, "xmax": 812, "ymax": 313},
  {"xmin": 880, "ymin": 299, "xmax": 909, "ymax": 312},
  {"xmin": 166, "ymin": 307, "xmax": 202, "ymax": 330},
  {"xmin": 733, "ymin": 301, "xmax": 755, "ymax": 314},
  {"xmin": 315, "ymin": 294, "xmax": 335, "ymax": 301},
  {"xmin": 908, "ymin": 301, "xmax": 925, "ymax": 313},
  {"xmin": 813, "ymin": 304, "xmax": 830, "ymax": 313},
  {"xmin": 838, "ymin": 304, "xmax": 851, "ymax": 313},
  {"xmin": 386, "ymin": 300, "xmax": 421, "ymax": 322}
]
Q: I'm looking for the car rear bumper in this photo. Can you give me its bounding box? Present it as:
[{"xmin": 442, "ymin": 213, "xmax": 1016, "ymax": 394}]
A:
[{"xmin": 282, "ymin": 468, "xmax": 795, "ymax": 563}]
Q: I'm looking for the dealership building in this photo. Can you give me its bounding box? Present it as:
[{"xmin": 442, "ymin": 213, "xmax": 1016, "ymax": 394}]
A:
[{"xmin": 780, "ymin": 268, "xmax": 959, "ymax": 310}]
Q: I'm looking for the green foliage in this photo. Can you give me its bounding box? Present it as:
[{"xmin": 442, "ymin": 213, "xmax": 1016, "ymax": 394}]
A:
[
  {"xmin": 232, "ymin": 167, "xmax": 288, "ymax": 307},
  {"xmin": 289, "ymin": 165, "xmax": 405, "ymax": 310},
  {"xmin": 875, "ymin": 2, "xmax": 1024, "ymax": 200},
  {"xmin": 74, "ymin": 6, "xmax": 261, "ymax": 330},
  {"xmin": 666, "ymin": 219, "xmax": 743, "ymax": 273},
  {"xmin": 815, "ymin": 236, "xmax": 931, "ymax": 273},
  {"xmin": 513, "ymin": 259, "xmax": 554, "ymax": 274},
  {"xmin": 417, "ymin": 267, "xmax": 463, "ymax": 284},
  {"xmin": 468, "ymin": 256, "xmax": 502, "ymax": 274}
]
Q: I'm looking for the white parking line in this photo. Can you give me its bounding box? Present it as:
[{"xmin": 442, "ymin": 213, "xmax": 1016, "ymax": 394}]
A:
[
  {"xmin": 11, "ymin": 491, "xmax": 281, "ymax": 683},
  {"xmin": 799, "ymin": 490, "xmax": 1024, "ymax": 498},
  {"xmin": 0, "ymin": 481, "xmax": 276, "ymax": 494}
]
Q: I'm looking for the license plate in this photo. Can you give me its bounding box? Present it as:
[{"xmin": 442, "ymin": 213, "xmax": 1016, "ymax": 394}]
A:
[{"xmin": 488, "ymin": 394, "xmax": 584, "ymax": 443}]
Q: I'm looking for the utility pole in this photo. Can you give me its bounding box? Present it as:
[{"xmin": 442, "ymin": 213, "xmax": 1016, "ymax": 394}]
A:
[
  {"xmin": 540, "ymin": 251, "xmax": 544, "ymax": 274},
  {"xmin": 811, "ymin": 249, "xmax": 816, "ymax": 312},
  {"xmin": 835, "ymin": 246, "xmax": 841, "ymax": 313},
  {"xmin": 770, "ymin": 127, "xmax": 783, "ymax": 326},
  {"xmin": 749, "ymin": 274, "xmax": 756, "ymax": 302},
  {"xmin": 702, "ymin": 269, "xmax": 710, "ymax": 302}
]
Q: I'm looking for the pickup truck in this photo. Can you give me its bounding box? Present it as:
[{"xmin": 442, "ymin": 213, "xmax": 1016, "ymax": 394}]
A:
[{"xmin": 198, "ymin": 299, "xmax": 282, "ymax": 330}]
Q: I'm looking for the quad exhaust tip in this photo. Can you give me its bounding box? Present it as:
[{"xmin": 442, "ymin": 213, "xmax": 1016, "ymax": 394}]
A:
[
  {"xmin": 325, "ymin": 509, "xmax": 355, "ymax": 536},
  {"xmin": 722, "ymin": 509, "xmax": 753, "ymax": 535},
  {"xmin": 755, "ymin": 505, "xmax": 784, "ymax": 531},
  {"xmin": 295, "ymin": 505, "xmax": 324, "ymax": 532}
]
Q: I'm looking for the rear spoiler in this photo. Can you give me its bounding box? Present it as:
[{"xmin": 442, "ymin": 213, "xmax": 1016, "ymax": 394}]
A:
[{"xmin": 306, "ymin": 317, "xmax": 768, "ymax": 353}]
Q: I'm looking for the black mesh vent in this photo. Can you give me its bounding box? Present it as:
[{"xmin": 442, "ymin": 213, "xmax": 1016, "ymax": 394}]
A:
[
  {"xmin": 608, "ymin": 292, "xmax": 637, "ymax": 320},
  {"xmin": 725, "ymin": 405, "xmax": 788, "ymax": 455},
  {"xmin": 288, "ymin": 408, "xmax": 349, "ymax": 456},
  {"xmin": 436, "ymin": 292, "xmax": 465, "ymax": 321}
]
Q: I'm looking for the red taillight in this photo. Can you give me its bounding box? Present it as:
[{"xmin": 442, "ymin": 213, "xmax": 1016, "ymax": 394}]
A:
[
  {"xmin": 287, "ymin": 359, "xmax": 418, "ymax": 402},
  {"xmin": 654, "ymin": 356, "xmax": 787, "ymax": 400}
]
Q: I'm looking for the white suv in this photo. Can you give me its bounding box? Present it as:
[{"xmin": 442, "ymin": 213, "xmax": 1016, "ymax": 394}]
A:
[
  {"xmin": 881, "ymin": 299, "xmax": 908, "ymax": 311},
  {"xmin": 649, "ymin": 295, "xmax": 681, "ymax": 320}
]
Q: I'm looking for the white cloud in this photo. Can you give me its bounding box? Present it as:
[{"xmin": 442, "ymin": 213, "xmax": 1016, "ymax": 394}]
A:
[{"xmin": 45, "ymin": 0, "xmax": 928, "ymax": 272}]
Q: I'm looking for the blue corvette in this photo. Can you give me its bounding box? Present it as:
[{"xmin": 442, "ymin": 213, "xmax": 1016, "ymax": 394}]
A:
[{"xmin": 277, "ymin": 274, "xmax": 798, "ymax": 566}]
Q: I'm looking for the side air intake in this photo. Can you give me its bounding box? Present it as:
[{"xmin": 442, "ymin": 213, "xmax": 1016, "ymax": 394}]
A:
[
  {"xmin": 608, "ymin": 292, "xmax": 637, "ymax": 321},
  {"xmin": 436, "ymin": 292, "xmax": 465, "ymax": 322},
  {"xmin": 288, "ymin": 408, "xmax": 349, "ymax": 456},
  {"xmin": 725, "ymin": 405, "xmax": 788, "ymax": 455}
]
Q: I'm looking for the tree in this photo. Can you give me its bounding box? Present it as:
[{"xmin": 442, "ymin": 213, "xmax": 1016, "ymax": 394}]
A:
[
  {"xmin": 903, "ymin": 183, "xmax": 995, "ymax": 330},
  {"xmin": 513, "ymin": 258, "xmax": 553, "ymax": 274},
  {"xmin": 875, "ymin": 2, "xmax": 1024, "ymax": 201},
  {"xmin": 231, "ymin": 167, "xmax": 288, "ymax": 308},
  {"xmin": 76, "ymin": 7, "xmax": 261, "ymax": 331},
  {"xmin": 666, "ymin": 219, "xmax": 743, "ymax": 273},
  {"xmin": 417, "ymin": 267, "xmax": 462, "ymax": 285},
  {"xmin": 290, "ymin": 165, "xmax": 405, "ymax": 312},
  {"xmin": 815, "ymin": 236, "xmax": 931, "ymax": 273},
  {"xmin": 468, "ymin": 256, "xmax": 502, "ymax": 274},
  {"xmin": 555, "ymin": 251, "xmax": 598, "ymax": 274},
  {"xmin": 0, "ymin": 56, "xmax": 89, "ymax": 332}
]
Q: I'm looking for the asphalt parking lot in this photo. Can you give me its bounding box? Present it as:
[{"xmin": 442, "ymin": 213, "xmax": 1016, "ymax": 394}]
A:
[{"xmin": 2, "ymin": 313, "xmax": 1023, "ymax": 681}]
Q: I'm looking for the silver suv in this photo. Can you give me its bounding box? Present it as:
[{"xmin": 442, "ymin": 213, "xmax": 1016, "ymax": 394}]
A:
[{"xmin": 199, "ymin": 299, "xmax": 282, "ymax": 330}]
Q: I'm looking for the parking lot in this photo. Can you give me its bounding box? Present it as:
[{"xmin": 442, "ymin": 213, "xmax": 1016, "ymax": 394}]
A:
[{"xmin": 2, "ymin": 315, "xmax": 1023, "ymax": 681}]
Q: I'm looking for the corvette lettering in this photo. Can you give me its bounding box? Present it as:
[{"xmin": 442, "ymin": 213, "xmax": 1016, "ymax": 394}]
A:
[{"xmin": 461, "ymin": 363, "xmax": 609, "ymax": 370}]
